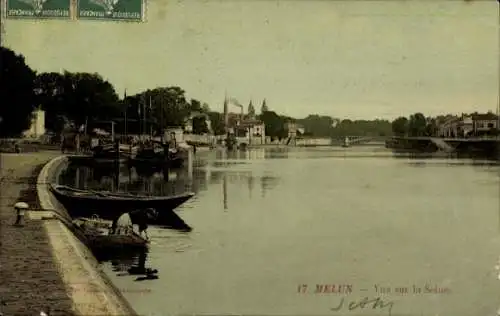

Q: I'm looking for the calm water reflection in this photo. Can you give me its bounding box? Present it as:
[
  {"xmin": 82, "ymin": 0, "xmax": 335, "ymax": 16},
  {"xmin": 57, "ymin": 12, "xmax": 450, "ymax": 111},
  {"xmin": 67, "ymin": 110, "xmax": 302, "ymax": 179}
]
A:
[
  {"xmin": 59, "ymin": 161, "xmax": 201, "ymax": 197},
  {"xmin": 64, "ymin": 147, "xmax": 500, "ymax": 316}
]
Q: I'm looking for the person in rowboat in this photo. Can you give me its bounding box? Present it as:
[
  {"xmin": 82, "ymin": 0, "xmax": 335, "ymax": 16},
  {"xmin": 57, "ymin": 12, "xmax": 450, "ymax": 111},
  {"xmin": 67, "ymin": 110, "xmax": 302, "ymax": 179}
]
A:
[
  {"xmin": 111, "ymin": 208, "xmax": 158, "ymax": 240},
  {"xmin": 131, "ymin": 208, "xmax": 158, "ymax": 240}
]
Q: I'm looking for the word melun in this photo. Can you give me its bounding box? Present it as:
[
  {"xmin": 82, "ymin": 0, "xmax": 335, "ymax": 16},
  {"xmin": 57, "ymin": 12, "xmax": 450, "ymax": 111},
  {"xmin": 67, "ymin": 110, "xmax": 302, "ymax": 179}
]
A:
[{"xmin": 297, "ymin": 284, "xmax": 353, "ymax": 294}]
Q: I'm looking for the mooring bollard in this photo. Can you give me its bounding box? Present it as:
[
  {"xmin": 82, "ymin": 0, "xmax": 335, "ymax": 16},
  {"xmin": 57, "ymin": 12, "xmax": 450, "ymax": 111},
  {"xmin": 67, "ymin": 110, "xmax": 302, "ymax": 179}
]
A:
[{"xmin": 14, "ymin": 202, "xmax": 29, "ymax": 226}]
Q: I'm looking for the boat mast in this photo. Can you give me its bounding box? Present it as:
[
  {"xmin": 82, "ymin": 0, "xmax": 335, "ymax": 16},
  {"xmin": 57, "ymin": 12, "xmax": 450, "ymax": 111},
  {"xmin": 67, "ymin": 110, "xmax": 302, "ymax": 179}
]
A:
[
  {"xmin": 149, "ymin": 95, "xmax": 153, "ymax": 138},
  {"xmin": 138, "ymin": 95, "xmax": 142, "ymax": 136},
  {"xmin": 223, "ymin": 91, "xmax": 229, "ymax": 135},
  {"xmin": 124, "ymin": 89, "xmax": 128, "ymax": 138},
  {"xmin": 142, "ymin": 94, "xmax": 146, "ymax": 140},
  {"xmin": 160, "ymin": 100, "xmax": 164, "ymax": 143}
]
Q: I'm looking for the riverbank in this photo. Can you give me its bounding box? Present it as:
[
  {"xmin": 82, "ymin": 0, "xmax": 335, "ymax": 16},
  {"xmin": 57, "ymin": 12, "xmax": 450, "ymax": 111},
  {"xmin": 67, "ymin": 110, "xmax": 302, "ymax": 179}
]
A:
[
  {"xmin": 0, "ymin": 152, "xmax": 74, "ymax": 315},
  {"xmin": 0, "ymin": 152, "xmax": 138, "ymax": 315},
  {"xmin": 386, "ymin": 137, "xmax": 500, "ymax": 160}
]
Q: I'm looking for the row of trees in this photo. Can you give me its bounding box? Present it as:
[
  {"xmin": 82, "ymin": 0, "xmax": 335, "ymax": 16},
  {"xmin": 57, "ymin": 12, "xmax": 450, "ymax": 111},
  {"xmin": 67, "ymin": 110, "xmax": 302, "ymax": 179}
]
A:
[
  {"xmin": 235, "ymin": 105, "xmax": 393, "ymax": 139},
  {"xmin": 391, "ymin": 112, "xmax": 499, "ymax": 137},
  {"xmin": 0, "ymin": 46, "xmax": 396, "ymax": 139},
  {"xmin": 2, "ymin": 46, "xmax": 466, "ymax": 139},
  {"xmin": 1, "ymin": 46, "xmax": 216, "ymax": 137},
  {"xmin": 1, "ymin": 47, "xmax": 122, "ymax": 136},
  {"xmin": 391, "ymin": 113, "xmax": 431, "ymax": 137}
]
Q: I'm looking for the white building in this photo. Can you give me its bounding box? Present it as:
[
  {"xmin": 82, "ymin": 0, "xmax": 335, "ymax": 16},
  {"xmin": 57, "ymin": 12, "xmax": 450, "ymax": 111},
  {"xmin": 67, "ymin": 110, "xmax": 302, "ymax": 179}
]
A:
[
  {"xmin": 472, "ymin": 113, "xmax": 498, "ymax": 134},
  {"xmin": 23, "ymin": 109, "xmax": 46, "ymax": 138},
  {"xmin": 235, "ymin": 119, "xmax": 266, "ymax": 145},
  {"xmin": 437, "ymin": 113, "xmax": 497, "ymax": 137}
]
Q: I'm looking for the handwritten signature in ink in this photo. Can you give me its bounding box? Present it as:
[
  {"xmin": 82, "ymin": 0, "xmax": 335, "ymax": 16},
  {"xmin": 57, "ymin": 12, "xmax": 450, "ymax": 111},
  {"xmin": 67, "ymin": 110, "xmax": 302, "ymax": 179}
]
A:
[{"xmin": 331, "ymin": 296, "xmax": 395, "ymax": 315}]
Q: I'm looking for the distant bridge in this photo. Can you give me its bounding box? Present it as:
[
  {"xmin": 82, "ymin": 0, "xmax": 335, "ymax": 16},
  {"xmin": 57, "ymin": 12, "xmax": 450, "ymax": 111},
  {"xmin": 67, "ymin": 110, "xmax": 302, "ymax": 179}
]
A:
[
  {"xmin": 391, "ymin": 136, "xmax": 500, "ymax": 142},
  {"xmin": 334, "ymin": 136, "xmax": 500, "ymax": 146},
  {"xmin": 331, "ymin": 136, "xmax": 388, "ymax": 145}
]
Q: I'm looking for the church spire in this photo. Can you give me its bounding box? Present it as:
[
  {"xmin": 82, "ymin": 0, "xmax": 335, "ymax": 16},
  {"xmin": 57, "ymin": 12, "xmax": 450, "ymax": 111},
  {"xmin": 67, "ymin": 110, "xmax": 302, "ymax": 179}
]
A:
[
  {"xmin": 260, "ymin": 98, "xmax": 269, "ymax": 113},
  {"xmin": 248, "ymin": 99, "xmax": 255, "ymax": 118}
]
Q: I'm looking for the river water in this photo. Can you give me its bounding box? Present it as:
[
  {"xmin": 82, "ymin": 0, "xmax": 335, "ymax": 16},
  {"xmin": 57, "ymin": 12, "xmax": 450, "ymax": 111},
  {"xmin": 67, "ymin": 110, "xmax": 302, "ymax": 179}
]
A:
[{"xmin": 59, "ymin": 146, "xmax": 500, "ymax": 316}]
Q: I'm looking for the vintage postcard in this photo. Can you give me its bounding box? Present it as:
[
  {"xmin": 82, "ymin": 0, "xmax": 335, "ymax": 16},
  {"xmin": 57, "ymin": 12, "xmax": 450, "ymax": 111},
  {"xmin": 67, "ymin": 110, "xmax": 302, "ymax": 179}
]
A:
[{"xmin": 0, "ymin": 0, "xmax": 499, "ymax": 315}]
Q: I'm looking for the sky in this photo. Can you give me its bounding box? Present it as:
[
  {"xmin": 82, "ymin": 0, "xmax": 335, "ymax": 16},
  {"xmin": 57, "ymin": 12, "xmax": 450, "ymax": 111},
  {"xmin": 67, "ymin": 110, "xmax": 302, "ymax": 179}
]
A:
[{"xmin": 4, "ymin": 0, "xmax": 499, "ymax": 120}]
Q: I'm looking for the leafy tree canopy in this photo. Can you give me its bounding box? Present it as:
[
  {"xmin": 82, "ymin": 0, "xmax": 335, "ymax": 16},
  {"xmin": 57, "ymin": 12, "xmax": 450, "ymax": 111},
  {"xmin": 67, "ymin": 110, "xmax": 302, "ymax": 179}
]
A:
[
  {"xmin": 192, "ymin": 116, "xmax": 209, "ymax": 134},
  {"xmin": 207, "ymin": 111, "xmax": 225, "ymax": 135},
  {"xmin": 36, "ymin": 70, "xmax": 120, "ymax": 132},
  {"xmin": 259, "ymin": 110, "xmax": 286, "ymax": 139},
  {"xmin": 0, "ymin": 47, "xmax": 38, "ymax": 136},
  {"xmin": 391, "ymin": 117, "xmax": 408, "ymax": 136},
  {"xmin": 297, "ymin": 115, "xmax": 335, "ymax": 137},
  {"xmin": 407, "ymin": 112, "xmax": 427, "ymax": 137}
]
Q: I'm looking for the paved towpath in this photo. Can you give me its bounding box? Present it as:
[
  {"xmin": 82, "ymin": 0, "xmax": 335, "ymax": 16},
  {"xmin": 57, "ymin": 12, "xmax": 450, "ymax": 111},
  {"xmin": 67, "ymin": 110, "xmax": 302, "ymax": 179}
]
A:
[{"xmin": 0, "ymin": 152, "xmax": 75, "ymax": 316}]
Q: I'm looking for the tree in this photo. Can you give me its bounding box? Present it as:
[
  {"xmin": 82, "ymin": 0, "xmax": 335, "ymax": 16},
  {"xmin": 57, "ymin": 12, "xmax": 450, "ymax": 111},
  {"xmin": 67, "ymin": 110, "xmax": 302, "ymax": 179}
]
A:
[
  {"xmin": 248, "ymin": 100, "xmax": 255, "ymax": 117},
  {"xmin": 35, "ymin": 72, "xmax": 68, "ymax": 132},
  {"xmin": 331, "ymin": 118, "xmax": 392, "ymax": 137},
  {"xmin": 36, "ymin": 71, "xmax": 120, "ymax": 132},
  {"xmin": 0, "ymin": 47, "xmax": 38, "ymax": 136},
  {"xmin": 407, "ymin": 113, "xmax": 427, "ymax": 136},
  {"xmin": 297, "ymin": 115, "xmax": 335, "ymax": 137},
  {"xmin": 207, "ymin": 111, "xmax": 225, "ymax": 135},
  {"xmin": 122, "ymin": 94, "xmax": 142, "ymax": 134},
  {"xmin": 202, "ymin": 103, "xmax": 210, "ymax": 113},
  {"xmin": 189, "ymin": 99, "xmax": 202, "ymax": 113},
  {"xmin": 192, "ymin": 116, "xmax": 209, "ymax": 134},
  {"xmin": 260, "ymin": 99, "xmax": 269, "ymax": 113},
  {"xmin": 391, "ymin": 117, "xmax": 408, "ymax": 136},
  {"xmin": 259, "ymin": 110, "xmax": 285, "ymax": 138},
  {"xmin": 425, "ymin": 117, "xmax": 439, "ymax": 136},
  {"xmin": 66, "ymin": 72, "xmax": 120, "ymax": 126},
  {"xmin": 140, "ymin": 86, "xmax": 190, "ymax": 132}
]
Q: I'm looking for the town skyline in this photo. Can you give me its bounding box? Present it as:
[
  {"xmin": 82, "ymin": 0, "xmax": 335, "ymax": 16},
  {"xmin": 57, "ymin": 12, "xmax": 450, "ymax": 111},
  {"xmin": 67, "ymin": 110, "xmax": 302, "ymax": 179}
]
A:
[{"xmin": 4, "ymin": 0, "xmax": 498, "ymax": 120}]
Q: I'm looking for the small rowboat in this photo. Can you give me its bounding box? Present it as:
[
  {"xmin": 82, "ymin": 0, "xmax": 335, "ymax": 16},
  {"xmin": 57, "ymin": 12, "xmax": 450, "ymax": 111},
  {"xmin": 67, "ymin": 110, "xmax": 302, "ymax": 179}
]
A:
[{"xmin": 73, "ymin": 215, "xmax": 148, "ymax": 251}]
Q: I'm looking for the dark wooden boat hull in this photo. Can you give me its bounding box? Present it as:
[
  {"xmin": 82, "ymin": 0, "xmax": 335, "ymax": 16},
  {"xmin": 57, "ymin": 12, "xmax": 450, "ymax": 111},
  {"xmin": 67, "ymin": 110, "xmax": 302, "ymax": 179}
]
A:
[
  {"xmin": 133, "ymin": 142, "xmax": 186, "ymax": 167},
  {"xmin": 73, "ymin": 217, "xmax": 149, "ymax": 254},
  {"xmin": 92, "ymin": 146, "xmax": 133, "ymax": 162},
  {"xmin": 87, "ymin": 234, "xmax": 148, "ymax": 252},
  {"xmin": 50, "ymin": 185, "xmax": 194, "ymax": 227},
  {"xmin": 69, "ymin": 155, "xmax": 127, "ymax": 166}
]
